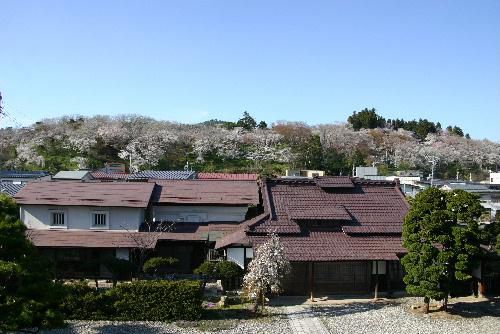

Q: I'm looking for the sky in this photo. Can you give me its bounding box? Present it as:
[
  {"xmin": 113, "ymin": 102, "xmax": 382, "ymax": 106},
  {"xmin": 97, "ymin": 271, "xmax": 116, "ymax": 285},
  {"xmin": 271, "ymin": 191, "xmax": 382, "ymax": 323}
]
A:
[{"xmin": 0, "ymin": 0, "xmax": 499, "ymax": 141}]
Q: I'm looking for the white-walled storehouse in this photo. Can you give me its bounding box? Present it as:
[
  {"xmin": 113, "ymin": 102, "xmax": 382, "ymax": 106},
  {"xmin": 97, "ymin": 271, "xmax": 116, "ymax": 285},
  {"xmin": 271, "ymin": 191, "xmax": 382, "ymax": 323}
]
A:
[
  {"xmin": 14, "ymin": 177, "xmax": 262, "ymax": 276},
  {"xmin": 14, "ymin": 181, "xmax": 155, "ymax": 277}
]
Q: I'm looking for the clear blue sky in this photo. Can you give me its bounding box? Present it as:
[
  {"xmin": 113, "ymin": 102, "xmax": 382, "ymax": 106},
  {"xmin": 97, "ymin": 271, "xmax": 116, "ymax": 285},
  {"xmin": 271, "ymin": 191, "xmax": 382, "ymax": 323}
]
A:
[{"xmin": 1, "ymin": 0, "xmax": 499, "ymax": 140}]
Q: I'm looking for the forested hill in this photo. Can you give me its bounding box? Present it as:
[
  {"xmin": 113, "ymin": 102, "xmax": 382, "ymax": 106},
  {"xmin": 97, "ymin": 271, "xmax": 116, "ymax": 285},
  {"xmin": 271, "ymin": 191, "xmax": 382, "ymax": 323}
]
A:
[{"xmin": 0, "ymin": 110, "xmax": 498, "ymax": 180}]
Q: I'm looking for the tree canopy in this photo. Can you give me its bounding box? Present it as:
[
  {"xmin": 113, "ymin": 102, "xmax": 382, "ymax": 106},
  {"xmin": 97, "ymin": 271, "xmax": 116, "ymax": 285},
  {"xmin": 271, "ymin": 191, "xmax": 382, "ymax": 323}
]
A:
[
  {"xmin": 401, "ymin": 188, "xmax": 481, "ymax": 313},
  {"xmin": 0, "ymin": 194, "xmax": 64, "ymax": 331}
]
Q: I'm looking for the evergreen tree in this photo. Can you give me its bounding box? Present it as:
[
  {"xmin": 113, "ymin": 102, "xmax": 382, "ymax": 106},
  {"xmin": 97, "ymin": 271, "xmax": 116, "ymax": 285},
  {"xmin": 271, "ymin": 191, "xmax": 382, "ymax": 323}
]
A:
[
  {"xmin": 401, "ymin": 188, "xmax": 481, "ymax": 313},
  {"xmin": 236, "ymin": 111, "xmax": 257, "ymax": 130},
  {"xmin": 0, "ymin": 194, "xmax": 64, "ymax": 331}
]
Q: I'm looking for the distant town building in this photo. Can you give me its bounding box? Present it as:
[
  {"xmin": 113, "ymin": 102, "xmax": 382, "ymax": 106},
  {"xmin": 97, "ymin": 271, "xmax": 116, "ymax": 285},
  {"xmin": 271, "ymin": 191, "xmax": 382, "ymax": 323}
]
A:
[
  {"xmin": 104, "ymin": 162, "xmax": 126, "ymax": 174},
  {"xmin": 52, "ymin": 170, "xmax": 93, "ymax": 181},
  {"xmin": 355, "ymin": 166, "xmax": 378, "ymax": 178},
  {"xmin": 285, "ymin": 169, "xmax": 325, "ymax": 178},
  {"xmin": 0, "ymin": 170, "xmax": 51, "ymax": 184},
  {"xmin": 490, "ymin": 172, "xmax": 500, "ymax": 185}
]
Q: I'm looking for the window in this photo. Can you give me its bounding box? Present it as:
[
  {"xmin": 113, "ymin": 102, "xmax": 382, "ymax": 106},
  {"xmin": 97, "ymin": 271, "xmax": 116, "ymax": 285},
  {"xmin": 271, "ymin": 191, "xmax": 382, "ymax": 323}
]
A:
[
  {"xmin": 91, "ymin": 212, "xmax": 108, "ymax": 228},
  {"xmin": 51, "ymin": 211, "xmax": 65, "ymax": 226}
]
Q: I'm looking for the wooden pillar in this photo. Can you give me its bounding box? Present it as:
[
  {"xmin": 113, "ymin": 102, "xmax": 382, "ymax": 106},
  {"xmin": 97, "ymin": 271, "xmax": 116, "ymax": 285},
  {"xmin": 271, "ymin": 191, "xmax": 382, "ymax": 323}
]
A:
[
  {"xmin": 386, "ymin": 261, "xmax": 392, "ymax": 297},
  {"xmin": 374, "ymin": 260, "xmax": 379, "ymax": 300},
  {"xmin": 309, "ymin": 262, "xmax": 315, "ymax": 302},
  {"xmin": 243, "ymin": 248, "xmax": 247, "ymax": 271}
]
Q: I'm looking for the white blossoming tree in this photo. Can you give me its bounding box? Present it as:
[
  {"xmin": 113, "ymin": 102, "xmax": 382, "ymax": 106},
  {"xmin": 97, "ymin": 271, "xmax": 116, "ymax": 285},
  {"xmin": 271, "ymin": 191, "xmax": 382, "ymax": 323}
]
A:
[{"xmin": 243, "ymin": 233, "xmax": 291, "ymax": 312}]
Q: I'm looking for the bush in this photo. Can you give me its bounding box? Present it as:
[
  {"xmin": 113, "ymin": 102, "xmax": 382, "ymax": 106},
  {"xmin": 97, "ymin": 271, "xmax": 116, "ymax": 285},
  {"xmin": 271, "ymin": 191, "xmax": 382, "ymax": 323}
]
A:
[
  {"xmin": 194, "ymin": 260, "xmax": 243, "ymax": 290},
  {"xmin": 194, "ymin": 261, "xmax": 217, "ymax": 277},
  {"xmin": 216, "ymin": 261, "xmax": 243, "ymax": 291},
  {"xmin": 216, "ymin": 261, "xmax": 243, "ymax": 280},
  {"xmin": 61, "ymin": 280, "xmax": 203, "ymax": 321},
  {"xmin": 143, "ymin": 257, "xmax": 179, "ymax": 276},
  {"xmin": 60, "ymin": 282, "xmax": 113, "ymax": 320}
]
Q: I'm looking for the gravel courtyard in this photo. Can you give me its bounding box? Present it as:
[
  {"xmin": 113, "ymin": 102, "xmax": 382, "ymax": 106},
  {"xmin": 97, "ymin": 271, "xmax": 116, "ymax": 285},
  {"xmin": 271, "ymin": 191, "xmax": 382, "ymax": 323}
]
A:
[
  {"xmin": 315, "ymin": 300, "xmax": 500, "ymax": 334},
  {"xmin": 41, "ymin": 297, "xmax": 499, "ymax": 334}
]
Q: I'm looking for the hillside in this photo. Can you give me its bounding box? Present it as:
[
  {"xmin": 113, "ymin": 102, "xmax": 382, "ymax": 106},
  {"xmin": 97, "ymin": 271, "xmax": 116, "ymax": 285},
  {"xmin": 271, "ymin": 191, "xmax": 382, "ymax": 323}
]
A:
[{"xmin": 0, "ymin": 112, "xmax": 499, "ymax": 180}]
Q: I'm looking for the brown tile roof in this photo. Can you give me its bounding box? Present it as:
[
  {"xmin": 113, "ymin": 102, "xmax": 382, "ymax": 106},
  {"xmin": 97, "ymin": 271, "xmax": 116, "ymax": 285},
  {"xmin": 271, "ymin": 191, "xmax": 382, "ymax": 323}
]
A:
[
  {"xmin": 197, "ymin": 173, "xmax": 258, "ymax": 181},
  {"xmin": 145, "ymin": 222, "xmax": 243, "ymax": 242},
  {"xmin": 250, "ymin": 231, "xmax": 405, "ymax": 261},
  {"xmin": 154, "ymin": 180, "xmax": 259, "ymax": 205},
  {"xmin": 14, "ymin": 181, "xmax": 155, "ymax": 208},
  {"xmin": 342, "ymin": 224, "xmax": 402, "ymax": 234},
  {"xmin": 26, "ymin": 222, "xmax": 244, "ymax": 248},
  {"xmin": 215, "ymin": 213, "xmax": 269, "ymax": 249},
  {"xmin": 218, "ymin": 177, "xmax": 409, "ymax": 261},
  {"xmin": 286, "ymin": 205, "xmax": 351, "ymax": 221},
  {"xmin": 314, "ymin": 176, "xmax": 354, "ymax": 188},
  {"xmin": 264, "ymin": 178, "xmax": 408, "ymax": 227},
  {"xmin": 27, "ymin": 229, "xmax": 155, "ymax": 248}
]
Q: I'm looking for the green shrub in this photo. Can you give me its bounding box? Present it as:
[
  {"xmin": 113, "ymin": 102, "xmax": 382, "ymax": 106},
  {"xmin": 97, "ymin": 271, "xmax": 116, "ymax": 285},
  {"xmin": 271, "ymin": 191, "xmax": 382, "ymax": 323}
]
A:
[
  {"xmin": 143, "ymin": 257, "xmax": 179, "ymax": 276},
  {"xmin": 59, "ymin": 282, "xmax": 113, "ymax": 320},
  {"xmin": 216, "ymin": 261, "xmax": 243, "ymax": 280},
  {"xmin": 60, "ymin": 280, "xmax": 203, "ymax": 321},
  {"xmin": 194, "ymin": 261, "xmax": 217, "ymax": 277},
  {"xmin": 111, "ymin": 280, "xmax": 203, "ymax": 321}
]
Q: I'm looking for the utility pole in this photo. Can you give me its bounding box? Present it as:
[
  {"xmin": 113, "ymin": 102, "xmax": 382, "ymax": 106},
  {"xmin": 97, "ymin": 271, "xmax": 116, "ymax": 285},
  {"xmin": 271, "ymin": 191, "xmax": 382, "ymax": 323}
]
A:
[{"xmin": 429, "ymin": 156, "xmax": 438, "ymax": 187}]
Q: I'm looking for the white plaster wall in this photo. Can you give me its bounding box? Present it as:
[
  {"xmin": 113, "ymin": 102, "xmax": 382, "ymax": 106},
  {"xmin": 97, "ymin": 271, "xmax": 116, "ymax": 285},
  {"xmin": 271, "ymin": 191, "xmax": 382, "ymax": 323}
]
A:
[
  {"xmin": 227, "ymin": 248, "xmax": 245, "ymax": 269},
  {"xmin": 490, "ymin": 172, "xmax": 500, "ymax": 185},
  {"xmin": 153, "ymin": 205, "xmax": 248, "ymax": 223},
  {"xmin": 20, "ymin": 204, "xmax": 144, "ymax": 231}
]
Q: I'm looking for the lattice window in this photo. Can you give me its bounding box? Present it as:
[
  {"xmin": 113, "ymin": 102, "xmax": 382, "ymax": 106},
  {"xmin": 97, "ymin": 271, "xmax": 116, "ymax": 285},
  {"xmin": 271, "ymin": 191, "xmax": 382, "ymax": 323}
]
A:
[
  {"xmin": 92, "ymin": 212, "xmax": 108, "ymax": 227},
  {"xmin": 51, "ymin": 211, "xmax": 65, "ymax": 226}
]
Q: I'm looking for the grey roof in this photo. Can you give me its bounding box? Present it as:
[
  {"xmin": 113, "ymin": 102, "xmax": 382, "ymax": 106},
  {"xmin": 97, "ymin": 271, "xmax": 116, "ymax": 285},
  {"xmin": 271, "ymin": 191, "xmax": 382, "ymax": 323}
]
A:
[
  {"xmin": 0, "ymin": 182, "xmax": 25, "ymax": 196},
  {"xmin": 0, "ymin": 170, "xmax": 50, "ymax": 179},
  {"xmin": 441, "ymin": 183, "xmax": 497, "ymax": 192},
  {"xmin": 128, "ymin": 170, "xmax": 196, "ymax": 180},
  {"xmin": 52, "ymin": 170, "xmax": 92, "ymax": 180}
]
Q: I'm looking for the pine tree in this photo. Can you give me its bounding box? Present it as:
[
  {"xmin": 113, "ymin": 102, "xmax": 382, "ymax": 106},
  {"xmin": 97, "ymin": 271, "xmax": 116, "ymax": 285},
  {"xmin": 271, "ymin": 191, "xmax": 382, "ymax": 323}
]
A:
[{"xmin": 401, "ymin": 188, "xmax": 481, "ymax": 313}]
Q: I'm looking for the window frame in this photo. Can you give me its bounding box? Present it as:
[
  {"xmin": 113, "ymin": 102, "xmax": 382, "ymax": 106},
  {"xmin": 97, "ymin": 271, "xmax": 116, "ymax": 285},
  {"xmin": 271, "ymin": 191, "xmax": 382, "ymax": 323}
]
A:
[
  {"xmin": 49, "ymin": 209, "xmax": 67, "ymax": 229},
  {"xmin": 90, "ymin": 211, "xmax": 109, "ymax": 229}
]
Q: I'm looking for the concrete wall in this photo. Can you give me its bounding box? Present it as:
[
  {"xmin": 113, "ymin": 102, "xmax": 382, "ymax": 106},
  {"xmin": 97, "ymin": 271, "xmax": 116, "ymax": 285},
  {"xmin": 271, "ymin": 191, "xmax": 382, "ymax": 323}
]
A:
[
  {"xmin": 20, "ymin": 204, "xmax": 144, "ymax": 231},
  {"xmin": 153, "ymin": 205, "xmax": 248, "ymax": 223},
  {"xmin": 355, "ymin": 167, "xmax": 378, "ymax": 178}
]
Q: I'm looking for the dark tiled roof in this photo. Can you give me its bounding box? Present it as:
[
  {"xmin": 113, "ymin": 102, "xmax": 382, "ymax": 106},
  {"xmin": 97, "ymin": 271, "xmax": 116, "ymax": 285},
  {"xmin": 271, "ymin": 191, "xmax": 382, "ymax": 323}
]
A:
[
  {"xmin": 264, "ymin": 178, "xmax": 408, "ymax": 226},
  {"xmin": 14, "ymin": 181, "xmax": 155, "ymax": 208},
  {"xmin": 128, "ymin": 170, "xmax": 196, "ymax": 180},
  {"xmin": 27, "ymin": 229, "xmax": 155, "ymax": 248},
  {"xmin": 314, "ymin": 176, "xmax": 354, "ymax": 188},
  {"xmin": 215, "ymin": 213, "xmax": 269, "ymax": 249},
  {"xmin": 250, "ymin": 232, "xmax": 405, "ymax": 261},
  {"xmin": 219, "ymin": 177, "xmax": 409, "ymax": 262},
  {"xmin": 0, "ymin": 170, "xmax": 50, "ymax": 178},
  {"xmin": 342, "ymin": 224, "xmax": 402, "ymax": 234},
  {"xmin": 197, "ymin": 173, "xmax": 258, "ymax": 181},
  {"xmin": 287, "ymin": 205, "xmax": 351, "ymax": 221},
  {"xmin": 154, "ymin": 180, "xmax": 259, "ymax": 205},
  {"xmin": 0, "ymin": 182, "xmax": 25, "ymax": 196}
]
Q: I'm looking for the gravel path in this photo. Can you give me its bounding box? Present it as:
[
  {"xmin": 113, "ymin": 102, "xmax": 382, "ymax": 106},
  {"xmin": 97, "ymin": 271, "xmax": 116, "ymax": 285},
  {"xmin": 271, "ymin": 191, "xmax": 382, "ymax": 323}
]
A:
[
  {"xmin": 316, "ymin": 301, "xmax": 500, "ymax": 334},
  {"xmin": 40, "ymin": 317, "xmax": 291, "ymax": 334}
]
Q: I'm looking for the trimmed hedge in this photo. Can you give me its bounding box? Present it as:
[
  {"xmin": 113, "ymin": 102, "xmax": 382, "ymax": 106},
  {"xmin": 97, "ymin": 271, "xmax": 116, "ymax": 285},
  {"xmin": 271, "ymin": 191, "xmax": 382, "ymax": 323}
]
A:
[{"xmin": 61, "ymin": 280, "xmax": 203, "ymax": 321}]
